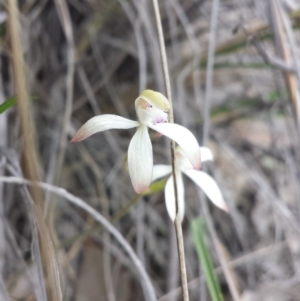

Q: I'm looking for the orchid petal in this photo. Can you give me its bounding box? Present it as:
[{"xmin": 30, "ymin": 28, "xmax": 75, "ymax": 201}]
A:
[
  {"xmin": 71, "ymin": 114, "xmax": 139, "ymax": 142},
  {"xmin": 148, "ymin": 123, "xmax": 201, "ymax": 170},
  {"xmin": 184, "ymin": 169, "xmax": 228, "ymax": 212},
  {"xmin": 152, "ymin": 165, "xmax": 172, "ymax": 182},
  {"xmin": 165, "ymin": 172, "xmax": 185, "ymax": 223},
  {"xmin": 200, "ymin": 147, "xmax": 214, "ymax": 162},
  {"xmin": 128, "ymin": 125, "xmax": 153, "ymax": 194}
]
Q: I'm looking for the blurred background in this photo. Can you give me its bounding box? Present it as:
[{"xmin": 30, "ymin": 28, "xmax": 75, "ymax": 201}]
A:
[{"xmin": 1, "ymin": 0, "xmax": 300, "ymax": 300}]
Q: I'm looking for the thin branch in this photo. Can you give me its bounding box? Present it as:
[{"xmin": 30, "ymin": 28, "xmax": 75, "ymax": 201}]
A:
[
  {"xmin": 0, "ymin": 62, "xmax": 6, "ymax": 275},
  {"xmin": 4, "ymin": 217, "xmax": 44, "ymax": 299},
  {"xmin": 270, "ymin": 0, "xmax": 300, "ymax": 128},
  {"xmin": 280, "ymin": 3, "xmax": 300, "ymax": 81},
  {"xmin": 52, "ymin": 0, "xmax": 76, "ymax": 184},
  {"xmin": 0, "ymin": 265, "xmax": 9, "ymax": 300},
  {"xmin": 6, "ymin": 0, "xmax": 63, "ymax": 299},
  {"xmin": 151, "ymin": 1, "xmax": 189, "ymax": 300},
  {"xmin": 43, "ymin": 0, "xmax": 76, "ymax": 255},
  {"xmin": 151, "ymin": 0, "xmax": 173, "ymax": 121},
  {"xmin": 250, "ymin": 35, "xmax": 296, "ymax": 73},
  {"xmin": 170, "ymin": 0, "xmax": 202, "ymax": 128},
  {"xmin": 166, "ymin": 222, "xmax": 179, "ymax": 301},
  {"xmin": 0, "ymin": 176, "xmax": 157, "ymax": 301},
  {"xmin": 41, "ymin": 4, "xmax": 76, "ymax": 296},
  {"xmin": 5, "ymin": 156, "xmax": 49, "ymax": 301},
  {"xmin": 133, "ymin": 0, "xmax": 164, "ymax": 91},
  {"xmin": 201, "ymin": 0, "xmax": 241, "ymax": 300}
]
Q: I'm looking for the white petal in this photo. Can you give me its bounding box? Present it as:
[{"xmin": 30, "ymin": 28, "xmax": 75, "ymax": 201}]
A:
[
  {"xmin": 165, "ymin": 172, "xmax": 185, "ymax": 223},
  {"xmin": 128, "ymin": 125, "xmax": 153, "ymax": 194},
  {"xmin": 184, "ymin": 169, "xmax": 228, "ymax": 212},
  {"xmin": 152, "ymin": 165, "xmax": 172, "ymax": 182},
  {"xmin": 71, "ymin": 114, "xmax": 139, "ymax": 142},
  {"xmin": 148, "ymin": 123, "xmax": 201, "ymax": 170},
  {"xmin": 200, "ymin": 147, "xmax": 214, "ymax": 162}
]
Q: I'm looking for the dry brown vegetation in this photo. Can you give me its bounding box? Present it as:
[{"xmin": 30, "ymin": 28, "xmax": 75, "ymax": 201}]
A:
[{"xmin": 1, "ymin": 0, "xmax": 300, "ymax": 300}]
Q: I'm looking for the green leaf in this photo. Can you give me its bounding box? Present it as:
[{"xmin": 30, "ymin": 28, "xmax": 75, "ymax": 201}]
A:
[
  {"xmin": 0, "ymin": 96, "xmax": 16, "ymax": 114},
  {"xmin": 191, "ymin": 218, "xmax": 225, "ymax": 301}
]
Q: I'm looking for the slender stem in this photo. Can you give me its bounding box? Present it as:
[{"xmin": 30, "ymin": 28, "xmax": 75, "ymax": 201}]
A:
[
  {"xmin": 151, "ymin": 1, "xmax": 189, "ymax": 300},
  {"xmin": 0, "ymin": 62, "xmax": 6, "ymax": 275},
  {"xmin": 7, "ymin": 0, "xmax": 63, "ymax": 299},
  {"xmin": 174, "ymin": 217, "xmax": 189, "ymax": 301},
  {"xmin": 151, "ymin": 1, "xmax": 173, "ymax": 119},
  {"xmin": 271, "ymin": 0, "xmax": 300, "ymax": 129}
]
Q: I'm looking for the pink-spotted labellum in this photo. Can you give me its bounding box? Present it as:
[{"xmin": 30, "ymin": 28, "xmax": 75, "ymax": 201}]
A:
[
  {"xmin": 71, "ymin": 90, "xmax": 201, "ymax": 194},
  {"xmin": 152, "ymin": 146, "xmax": 228, "ymax": 223}
]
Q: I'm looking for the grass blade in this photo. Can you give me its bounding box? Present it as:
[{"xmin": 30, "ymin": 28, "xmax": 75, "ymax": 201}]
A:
[
  {"xmin": 0, "ymin": 96, "xmax": 16, "ymax": 113},
  {"xmin": 191, "ymin": 217, "xmax": 224, "ymax": 301}
]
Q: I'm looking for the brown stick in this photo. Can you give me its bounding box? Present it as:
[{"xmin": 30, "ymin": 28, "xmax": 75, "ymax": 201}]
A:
[
  {"xmin": 151, "ymin": 1, "xmax": 189, "ymax": 300},
  {"xmin": 6, "ymin": 0, "xmax": 63, "ymax": 300}
]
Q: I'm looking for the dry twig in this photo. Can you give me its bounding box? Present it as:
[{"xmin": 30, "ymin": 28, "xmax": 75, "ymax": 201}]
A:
[
  {"xmin": 151, "ymin": 0, "xmax": 189, "ymax": 300},
  {"xmin": 6, "ymin": 0, "xmax": 63, "ymax": 299}
]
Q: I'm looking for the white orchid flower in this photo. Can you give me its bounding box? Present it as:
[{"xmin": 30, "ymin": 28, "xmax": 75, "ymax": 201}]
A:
[
  {"xmin": 71, "ymin": 90, "xmax": 201, "ymax": 194},
  {"xmin": 152, "ymin": 147, "xmax": 228, "ymax": 222}
]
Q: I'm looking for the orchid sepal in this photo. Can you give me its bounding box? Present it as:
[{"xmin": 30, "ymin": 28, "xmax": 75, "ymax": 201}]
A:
[
  {"xmin": 70, "ymin": 114, "xmax": 139, "ymax": 142},
  {"xmin": 165, "ymin": 171, "xmax": 185, "ymax": 222},
  {"xmin": 151, "ymin": 146, "xmax": 228, "ymax": 222},
  {"xmin": 128, "ymin": 125, "xmax": 153, "ymax": 194},
  {"xmin": 183, "ymin": 169, "xmax": 228, "ymax": 213},
  {"xmin": 148, "ymin": 123, "xmax": 201, "ymax": 170}
]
